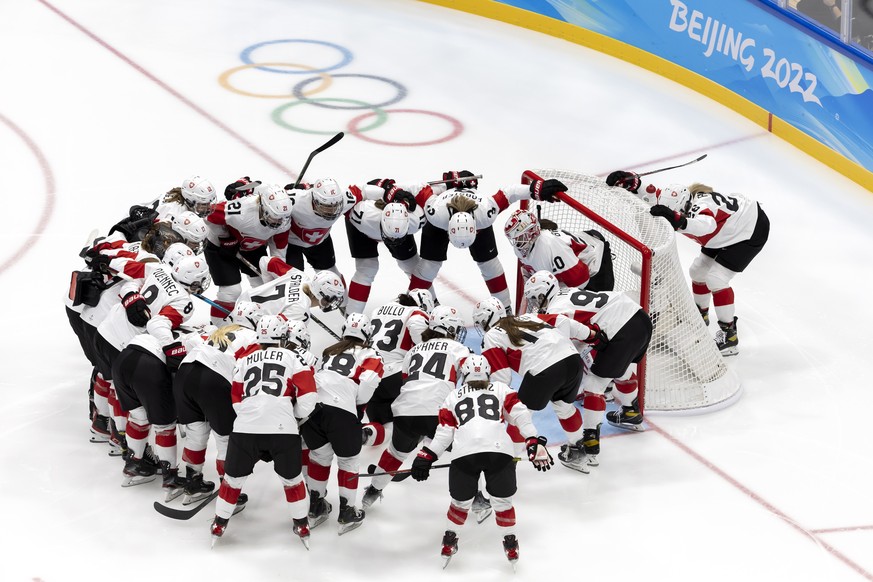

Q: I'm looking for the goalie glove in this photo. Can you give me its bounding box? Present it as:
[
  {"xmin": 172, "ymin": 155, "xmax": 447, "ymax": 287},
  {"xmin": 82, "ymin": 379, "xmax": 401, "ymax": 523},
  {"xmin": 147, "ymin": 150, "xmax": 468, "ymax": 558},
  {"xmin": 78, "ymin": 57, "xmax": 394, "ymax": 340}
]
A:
[
  {"xmin": 411, "ymin": 446, "xmax": 438, "ymax": 481},
  {"xmin": 650, "ymin": 204, "xmax": 687, "ymax": 230},
  {"xmin": 526, "ymin": 436, "xmax": 553, "ymax": 471}
]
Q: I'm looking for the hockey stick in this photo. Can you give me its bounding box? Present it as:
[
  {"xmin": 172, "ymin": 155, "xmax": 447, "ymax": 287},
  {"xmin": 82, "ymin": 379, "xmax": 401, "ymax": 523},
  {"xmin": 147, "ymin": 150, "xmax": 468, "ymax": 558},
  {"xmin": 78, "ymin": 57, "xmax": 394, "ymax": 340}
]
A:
[
  {"xmin": 359, "ymin": 462, "xmax": 453, "ymax": 481},
  {"xmin": 426, "ymin": 174, "xmax": 483, "ymax": 186},
  {"xmin": 234, "ymin": 253, "xmax": 342, "ymax": 341},
  {"xmin": 153, "ymin": 491, "xmax": 219, "ymax": 520},
  {"xmin": 193, "ymin": 293, "xmax": 230, "ymax": 314},
  {"xmin": 291, "ymin": 132, "xmax": 345, "ymax": 189},
  {"xmin": 637, "ymin": 154, "xmax": 707, "ymax": 177}
]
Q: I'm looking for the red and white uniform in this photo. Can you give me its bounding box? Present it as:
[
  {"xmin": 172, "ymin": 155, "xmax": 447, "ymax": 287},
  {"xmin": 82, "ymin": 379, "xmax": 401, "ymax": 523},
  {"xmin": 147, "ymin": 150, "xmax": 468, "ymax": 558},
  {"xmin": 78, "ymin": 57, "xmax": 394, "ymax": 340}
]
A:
[
  {"xmin": 206, "ymin": 196, "xmax": 289, "ymax": 253},
  {"xmin": 346, "ymin": 199, "xmax": 425, "ymax": 241},
  {"xmin": 156, "ymin": 199, "xmax": 188, "ymax": 222},
  {"xmin": 429, "ymin": 381, "xmax": 537, "ymax": 459},
  {"xmin": 97, "ymin": 263, "xmax": 195, "ymax": 354},
  {"xmin": 413, "ymin": 184, "xmax": 532, "ymax": 230},
  {"xmin": 231, "ymin": 347, "xmax": 318, "ymax": 434},
  {"xmin": 285, "ymin": 183, "xmax": 381, "ymax": 248},
  {"xmin": 316, "ymin": 347, "xmax": 384, "ymax": 416},
  {"xmin": 680, "ymin": 192, "xmax": 759, "ymax": 249},
  {"xmin": 392, "ymin": 339, "xmax": 471, "ymax": 417},
  {"xmin": 517, "ymin": 229, "xmax": 605, "ymax": 289},
  {"xmin": 235, "ymin": 257, "xmax": 311, "ymax": 323},
  {"xmin": 183, "ymin": 327, "xmax": 260, "ymax": 383},
  {"xmin": 480, "ymin": 314, "xmax": 579, "ymax": 385},
  {"xmin": 546, "ymin": 289, "xmax": 640, "ymax": 337},
  {"xmin": 368, "ymin": 302, "xmax": 429, "ymax": 376}
]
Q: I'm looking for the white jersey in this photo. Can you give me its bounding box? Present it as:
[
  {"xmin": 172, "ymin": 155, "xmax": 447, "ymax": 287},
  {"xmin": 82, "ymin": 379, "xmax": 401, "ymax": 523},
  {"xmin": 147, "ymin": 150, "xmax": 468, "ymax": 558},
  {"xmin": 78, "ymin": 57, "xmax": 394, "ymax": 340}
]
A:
[
  {"xmin": 183, "ymin": 326, "xmax": 260, "ymax": 383},
  {"xmin": 231, "ymin": 346, "xmax": 318, "ymax": 434},
  {"xmin": 368, "ymin": 302, "xmax": 429, "ymax": 376},
  {"xmin": 346, "ymin": 199, "xmax": 425, "ymax": 241},
  {"xmin": 315, "ymin": 346, "xmax": 384, "ymax": 416},
  {"xmin": 97, "ymin": 263, "xmax": 195, "ymax": 351},
  {"xmin": 392, "ymin": 338, "xmax": 471, "ymax": 417},
  {"xmin": 518, "ymin": 229, "xmax": 605, "ymax": 289},
  {"xmin": 681, "ymin": 192, "xmax": 759, "ymax": 248},
  {"xmin": 417, "ymin": 184, "xmax": 530, "ymax": 230},
  {"xmin": 285, "ymin": 182, "xmax": 382, "ymax": 248},
  {"xmin": 547, "ymin": 288, "xmax": 641, "ymax": 336},
  {"xmin": 481, "ymin": 314, "xmax": 578, "ymax": 384},
  {"xmin": 205, "ymin": 196, "xmax": 289, "ymax": 253},
  {"xmin": 237, "ymin": 259, "xmax": 311, "ymax": 323},
  {"xmin": 156, "ymin": 200, "xmax": 188, "ymax": 222},
  {"xmin": 428, "ymin": 381, "xmax": 538, "ymax": 459}
]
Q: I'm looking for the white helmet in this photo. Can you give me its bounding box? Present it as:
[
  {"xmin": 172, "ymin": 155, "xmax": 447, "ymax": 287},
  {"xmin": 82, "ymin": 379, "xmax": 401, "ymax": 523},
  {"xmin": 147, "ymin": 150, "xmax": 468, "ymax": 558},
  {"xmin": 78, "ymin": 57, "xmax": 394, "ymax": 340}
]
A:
[
  {"xmin": 448, "ymin": 212, "xmax": 477, "ymax": 249},
  {"xmin": 472, "ymin": 296, "xmax": 506, "ymax": 334},
  {"xmin": 504, "ymin": 209, "xmax": 540, "ymax": 258},
  {"xmin": 310, "ymin": 178, "xmax": 344, "ymax": 221},
  {"xmin": 380, "ymin": 202, "xmax": 410, "ymax": 240},
  {"xmin": 257, "ymin": 315, "xmax": 289, "ymax": 346},
  {"xmin": 407, "ymin": 288, "xmax": 435, "ymax": 315},
  {"xmin": 257, "ymin": 184, "xmax": 293, "ymax": 228},
  {"xmin": 523, "ymin": 270, "xmax": 559, "ymax": 313},
  {"xmin": 428, "ymin": 305, "xmax": 466, "ymax": 343},
  {"xmin": 180, "ymin": 175, "xmax": 217, "ymax": 217},
  {"xmin": 286, "ymin": 319, "xmax": 311, "ymax": 350},
  {"xmin": 460, "ymin": 354, "xmax": 491, "ymax": 384},
  {"xmin": 309, "ymin": 271, "xmax": 346, "ymax": 312},
  {"xmin": 230, "ymin": 300, "xmax": 263, "ymax": 330},
  {"xmin": 172, "ymin": 255, "xmax": 211, "ymax": 295},
  {"xmin": 658, "ymin": 184, "xmax": 692, "ymax": 213},
  {"xmin": 162, "ymin": 242, "xmax": 194, "ymax": 268},
  {"xmin": 171, "ymin": 210, "xmax": 208, "ymax": 251},
  {"xmin": 342, "ymin": 312, "xmax": 374, "ymax": 343}
]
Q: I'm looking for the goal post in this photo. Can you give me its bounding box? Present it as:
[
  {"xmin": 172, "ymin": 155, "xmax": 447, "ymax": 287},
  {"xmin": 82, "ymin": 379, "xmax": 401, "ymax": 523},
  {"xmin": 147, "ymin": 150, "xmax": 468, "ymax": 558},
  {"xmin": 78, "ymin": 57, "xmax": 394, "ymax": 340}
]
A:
[{"xmin": 516, "ymin": 170, "xmax": 741, "ymax": 412}]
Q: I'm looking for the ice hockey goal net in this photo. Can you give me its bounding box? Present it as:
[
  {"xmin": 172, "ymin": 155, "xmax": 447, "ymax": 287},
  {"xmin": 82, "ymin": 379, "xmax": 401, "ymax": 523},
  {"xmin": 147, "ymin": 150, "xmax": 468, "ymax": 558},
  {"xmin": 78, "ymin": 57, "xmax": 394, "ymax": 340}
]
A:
[{"xmin": 517, "ymin": 169, "xmax": 740, "ymax": 412}]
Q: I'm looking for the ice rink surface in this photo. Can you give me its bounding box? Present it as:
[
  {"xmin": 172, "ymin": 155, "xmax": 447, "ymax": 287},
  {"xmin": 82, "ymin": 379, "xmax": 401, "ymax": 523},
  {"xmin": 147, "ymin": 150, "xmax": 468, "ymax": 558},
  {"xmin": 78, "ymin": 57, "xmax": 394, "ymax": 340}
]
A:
[{"xmin": 2, "ymin": 0, "xmax": 873, "ymax": 580}]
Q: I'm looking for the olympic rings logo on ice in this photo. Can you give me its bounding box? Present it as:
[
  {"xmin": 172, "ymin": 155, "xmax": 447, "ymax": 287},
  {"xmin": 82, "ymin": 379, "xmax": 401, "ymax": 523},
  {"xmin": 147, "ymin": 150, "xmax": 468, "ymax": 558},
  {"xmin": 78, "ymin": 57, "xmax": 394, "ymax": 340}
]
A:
[{"xmin": 218, "ymin": 39, "xmax": 464, "ymax": 147}]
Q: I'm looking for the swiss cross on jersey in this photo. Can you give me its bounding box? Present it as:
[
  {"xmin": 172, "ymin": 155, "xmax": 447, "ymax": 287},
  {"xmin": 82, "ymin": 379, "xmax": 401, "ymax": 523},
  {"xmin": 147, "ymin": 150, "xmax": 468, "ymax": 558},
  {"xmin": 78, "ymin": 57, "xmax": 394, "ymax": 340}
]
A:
[
  {"xmin": 209, "ymin": 198, "xmax": 288, "ymax": 252},
  {"xmin": 286, "ymin": 188, "xmax": 360, "ymax": 247}
]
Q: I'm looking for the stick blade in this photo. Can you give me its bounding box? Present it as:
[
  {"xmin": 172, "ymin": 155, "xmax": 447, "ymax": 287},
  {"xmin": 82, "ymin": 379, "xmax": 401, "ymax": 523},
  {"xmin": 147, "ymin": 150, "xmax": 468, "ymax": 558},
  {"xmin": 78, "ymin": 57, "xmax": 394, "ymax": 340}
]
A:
[{"xmin": 316, "ymin": 131, "xmax": 344, "ymax": 152}]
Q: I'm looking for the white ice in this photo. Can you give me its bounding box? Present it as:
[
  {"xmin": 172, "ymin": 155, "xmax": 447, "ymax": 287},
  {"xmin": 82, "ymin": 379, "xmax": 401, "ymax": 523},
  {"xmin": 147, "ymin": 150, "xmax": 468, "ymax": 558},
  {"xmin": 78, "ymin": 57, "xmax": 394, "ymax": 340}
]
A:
[{"xmin": 2, "ymin": 0, "xmax": 873, "ymax": 580}]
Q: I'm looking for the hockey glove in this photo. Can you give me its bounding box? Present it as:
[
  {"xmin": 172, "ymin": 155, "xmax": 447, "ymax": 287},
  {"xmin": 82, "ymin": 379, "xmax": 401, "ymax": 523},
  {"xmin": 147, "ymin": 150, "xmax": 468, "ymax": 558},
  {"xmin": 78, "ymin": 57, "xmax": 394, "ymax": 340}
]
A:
[
  {"xmin": 442, "ymin": 170, "xmax": 478, "ymax": 190},
  {"xmin": 284, "ymin": 182, "xmax": 310, "ymax": 191},
  {"xmin": 225, "ymin": 177, "xmax": 258, "ymax": 200},
  {"xmin": 529, "ymin": 179, "xmax": 566, "ymax": 202},
  {"xmin": 606, "ymin": 171, "xmax": 642, "ymax": 193},
  {"xmin": 217, "ymin": 236, "xmax": 240, "ymax": 257},
  {"xmin": 367, "ymin": 178, "xmax": 397, "ymax": 197},
  {"xmin": 162, "ymin": 341, "xmax": 187, "ymax": 372},
  {"xmin": 411, "ymin": 446, "xmax": 438, "ymax": 482},
  {"xmin": 389, "ymin": 189, "xmax": 417, "ymax": 211},
  {"xmin": 585, "ymin": 323, "xmax": 609, "ymax": 351},
  {"xmin": 650, "ymin": 204, "xmax": 687, "ymax": 230},
  {"xmin": 526, "ymin": 436, "xmax": 554, "ymax": 471},
  {"xmin": 89, "ymin": 253, "xmax": 113, "ymax": 276},
  {"xmin": 122, "ymin": 292, "xmax": 151, "ymax": 327}
]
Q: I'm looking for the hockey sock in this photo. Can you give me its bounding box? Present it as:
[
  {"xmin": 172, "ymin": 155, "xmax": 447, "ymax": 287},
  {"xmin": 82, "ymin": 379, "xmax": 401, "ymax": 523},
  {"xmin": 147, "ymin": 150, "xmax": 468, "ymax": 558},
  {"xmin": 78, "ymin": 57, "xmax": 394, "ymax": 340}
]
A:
[
  {"xmin": 216, "ymin": 475, "xmax": 246, "ymax": 520},
  {"xmin": 712, "ymin": 287, "xmax": 736, "ymax": 323},
  {"xmin": 614, "ymin": 373, "xmax": 639, "ymax": 408},
  {"xmin": 692, "ymin": 281, "xmax": 711, "ymax": 310},
  {"xmin": 305, "ymin": 459, "xmax": 330, "ymax": 498},
  {"xmin": 125, "ymin": 420, "xmax": 150, "ymax": 460},
  {"xmin": 551, "ymin": 400, "xmax": 585, "ymax": 444},
  {"xmin": 581, "ymin": 393, "xmax": 607, "ymax": 430},
  {"xmin": 363, "ymin": 422, "xmax": 386, "ymax": 446},
  {"xmin": 371, "ymin": 447, "xmax": 405, "ymax": 490},
  {"xmin": 336, "ymin": 456, "xmax": 359, "ymax": 505},
  {"xmin": 281, "ymin": 476, "xmax": 308, "ymax": 520},
  {"xmin": 447, "ymin": 498, "xmax": 472, "ymax": 528},
  {"xmin": 93, "ymin": 374, "xmax": 112, "ymax": 417},
  {"xmin": 181, "ymin": 421, "xmax": 210, "ymax": 473},
  {"xmin": 493, "ymin": 503, "xmax": 517, "ymax": 535},
  {"xmin": 153, "ymin": 424, "xmax": 177, "ymax": 467}
]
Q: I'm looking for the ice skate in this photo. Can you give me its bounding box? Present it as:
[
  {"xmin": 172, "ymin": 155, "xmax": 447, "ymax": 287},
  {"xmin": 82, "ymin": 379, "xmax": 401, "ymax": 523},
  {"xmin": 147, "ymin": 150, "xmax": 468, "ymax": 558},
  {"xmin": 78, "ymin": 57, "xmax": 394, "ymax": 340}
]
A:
[
  {"xmin": 441, "ymin": 530, "xmax": 458, "ymax": 568},
  {"xmin": 581, "ymin": 426, "xmax": 600, "ymax": 467},
  {"xmin": 557, "ymin": 443, "xmax": 589, "ymax": 474},
  {"xmin": 336, "ymin": 497, "xmax": 365, "ymax": 535},
  {"xmin": 121, "ymin": 445, "xmax": 160, "ymax": 487},
  {"xmin": 472, "ymin": 490, "xmax": 492, "ymax": 524},
  {"xmin": 698, "ymin": 305, "xmax": 710, "ymax": 326},
  {"xmin": 361, "ymin": 425, "xmax": 374, "ymax": 446},
  {"xmin": 308, "ymin": 490, "xmax": 332, "ymax": 528},
  {"xmin": 293, "ymin": 517, "xmax": 311, "ymax": 550},
  {"xmin": 210, "ymin": 516, "xmax": 228, "ymax": 548},
  {"xmin": 182, "ymin": 466, "xmax": 215, "ymax": 505},
  {"xmin": 715, "ymin": 316, "xmax": 738, "ymax": 356},
  {"xmin": 107, "ymin": 423, "xmax": 128, "ymax": 458},
  {"xmin": 361, "ymin": 484, "xmax": 383, "ymax": 509},
  {"xmin": 89, "ymin": 413, "xmax": 110, "ymax": 443},
  {"xmin": 503, "ymin": 534, "xmax": 519, "ymax": 571},
  {"xmin": 160, "ymin": 462, "xmax": 187, "ymax": 502},
  {"xmin": 606, "ymin": 398, "xmax": 644, "ymax": 432},
  {"xmin": 233, "ymin": 493, "xmax": 248, "ymax": 515}
]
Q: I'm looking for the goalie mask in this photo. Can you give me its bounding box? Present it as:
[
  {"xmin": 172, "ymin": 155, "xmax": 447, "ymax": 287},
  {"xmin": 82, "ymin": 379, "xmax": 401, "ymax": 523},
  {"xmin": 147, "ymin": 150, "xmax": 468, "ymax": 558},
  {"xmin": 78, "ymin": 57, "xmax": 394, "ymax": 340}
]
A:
[
  {"xmin": 504, "ymin": 209, "xmax": 540, "ymax": 258},
  {"xmin": 523, "ymin": 270, "xmax": 559, "ymax": 313},
  {"xmin": 310, "ymin": 178, "xmax": 344, "ymax": 221},
  {"xmin": 659, "ymin": 184, "xmax": 692, "ymax": 214},
  {"xmin": 428, "ymin": 305, "xmax": 466, "ymax": 343},
  {"xmin": 257, "ymin": 184, "xmax": 293, "ymax": 229},
  {"xmin": 180, "ymin": 175, "xmax": 217, "ymax": 217}
]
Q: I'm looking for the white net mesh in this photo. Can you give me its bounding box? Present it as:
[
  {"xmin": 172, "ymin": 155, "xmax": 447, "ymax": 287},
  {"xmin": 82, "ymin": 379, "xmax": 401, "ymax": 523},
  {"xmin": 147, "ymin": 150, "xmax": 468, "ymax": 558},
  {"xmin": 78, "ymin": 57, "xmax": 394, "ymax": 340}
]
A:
[{"xmin": 521, "ymin": 169, "xmax": 740, "ymax": 411}]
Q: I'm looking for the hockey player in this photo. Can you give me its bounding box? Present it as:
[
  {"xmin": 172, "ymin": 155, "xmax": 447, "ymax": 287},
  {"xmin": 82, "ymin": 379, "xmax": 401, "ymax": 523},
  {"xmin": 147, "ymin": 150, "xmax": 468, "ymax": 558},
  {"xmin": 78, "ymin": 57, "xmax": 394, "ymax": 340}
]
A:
[
  {"xmin": 203, "ymin": 183, "xmax": 294, "ymax": 324},
  {"xmin": 410, "ymin": 355, "xmax": 552, "ymax": 569},
  {"xmin": 99, "ymin": 255, "xmax": 210, "ymax": 487},
  {"xmin": 173, "ymin": 301, "xmax": 263, "ymax": 504},
  {"xmin": 361, "ymin": 305, "xmax": 471, "ymax": 508},
  {"xmin": 524, "ymin": 271, "xmax": 652, "ymax": 463},
  {"xmin": 211, "ymin": 315, "xmax": 318, "ymax": 549},
  {"xmin": 405, "ymin": 171, "xmax": 567, "ymax": 310},
  {"xmin": 504, "ymin": 208, "xmax": 614, "ymax": 292},
  {"xmin": 361, "ymin": 289, "xmax": 433, "ymax": 448},
  {"xmin": 157, "ymin": 175, "xmax": 218, "ymax": 219},
  {"xmin": 344, "ymin": 199, "xmax": 424, "ymax": 313},
  {"xmin": 303, "ymin": 313, "xmax": 383, "ymax": 535},
  {"xmin": 472, "ymin": 296, "xmax": 595, "ymax": 473},
  {"xmin": 608, "ymin": 172, "xmax": 769, "ymax": 355}
]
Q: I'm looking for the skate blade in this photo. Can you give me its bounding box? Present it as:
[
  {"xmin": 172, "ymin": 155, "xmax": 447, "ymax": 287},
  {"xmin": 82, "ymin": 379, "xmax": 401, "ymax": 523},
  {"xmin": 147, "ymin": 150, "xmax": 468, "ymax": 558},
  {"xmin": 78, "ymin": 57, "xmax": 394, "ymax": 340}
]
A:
[
  {"xmin": 121, "ymin": 475, "xmax": 157, "ymax": 487},
  {"xmin": 182, "ymin": 492, "xmax": 215, "ymax": 506},
  {"xmin": 210, "ymin": 535, "xmax": 221, "ymax": 549},
  {"xmin": 298, "ymin": 535, "xmax": 311, "ymax": 550},
  {"xmin": 337, "ymin": 520, "xmax": 364, "ymax": 536},
  {"xmin": 586, "ymin": 455, "xmax": 599, "ymax": 467},
  {"xmin": 474, "ymin": 508, "xmax": 492, "ymax": 524},
  {"xmin": 719, "ymin": 347, "xmax": 738, "ymax": 357},
  {"xmin": 558, "ymin": 461, "xmax": 590, "ymax": 474},
  {"xmin": 90, "ymin": 434, "xmax": 110, "ymax": 443},
  {"xmin": 107, "ymin": 446, "xmax": 125, "ymax": 457},
  {"xmin": 509, "ymin": 558, "xmax": 518, "ymax": 572},
  {"xmin": 606, "ymin": 419, "xmax": 645, "ymax": 432},
  {"xmin": 442, "ymin": 555, "xmax": 453, "ymax": 569},
  {"xmin": 232, "ymin": 502, "xmax": 246, "ymax": 516},
  {"xmin": 164, "ymin": 488, "xmax": 185, "ymax": 503}
]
